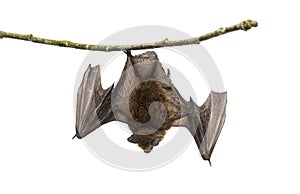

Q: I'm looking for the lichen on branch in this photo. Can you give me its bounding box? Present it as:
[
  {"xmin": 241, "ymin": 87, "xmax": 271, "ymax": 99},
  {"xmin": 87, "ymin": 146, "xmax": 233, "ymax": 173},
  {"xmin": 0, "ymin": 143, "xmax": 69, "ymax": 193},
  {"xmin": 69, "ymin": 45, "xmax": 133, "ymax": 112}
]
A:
[{"xmin": 0, "ymin": 19, "xmax": 257, "ymax": 52}]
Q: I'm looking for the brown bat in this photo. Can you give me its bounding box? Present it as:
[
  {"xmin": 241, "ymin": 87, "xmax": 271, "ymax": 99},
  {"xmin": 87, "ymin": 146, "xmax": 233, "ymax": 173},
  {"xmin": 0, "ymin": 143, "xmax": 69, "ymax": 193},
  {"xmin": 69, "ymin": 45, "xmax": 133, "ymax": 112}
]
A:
[{"xmin": 74, "ymin": 51, "xmax": 227, "ymax": 164}]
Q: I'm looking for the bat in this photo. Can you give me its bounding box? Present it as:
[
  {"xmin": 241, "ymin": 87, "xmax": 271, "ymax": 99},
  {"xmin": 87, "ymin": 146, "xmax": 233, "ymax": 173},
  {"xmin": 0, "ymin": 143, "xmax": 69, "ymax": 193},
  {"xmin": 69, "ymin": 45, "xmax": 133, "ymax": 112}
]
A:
[{"xmin": 74, "ymin": 50, "xmax": 227, "ymax": 164}]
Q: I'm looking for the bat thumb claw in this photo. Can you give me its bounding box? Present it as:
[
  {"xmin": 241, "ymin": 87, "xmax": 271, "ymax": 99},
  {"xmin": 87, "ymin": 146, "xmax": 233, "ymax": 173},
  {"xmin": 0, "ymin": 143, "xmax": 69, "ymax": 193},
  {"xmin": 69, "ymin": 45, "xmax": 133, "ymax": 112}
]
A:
[{"xmin": 208, "ymin": 159, "xmax": 212, "ymax": 167}]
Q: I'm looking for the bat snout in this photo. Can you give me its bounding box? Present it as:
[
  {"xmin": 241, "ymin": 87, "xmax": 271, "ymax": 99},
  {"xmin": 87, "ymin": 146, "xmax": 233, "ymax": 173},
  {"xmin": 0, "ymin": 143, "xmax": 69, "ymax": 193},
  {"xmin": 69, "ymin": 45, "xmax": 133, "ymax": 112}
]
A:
[
  {"xmin": 138, "ymin": 142, "xmax": 154, "ymax": 153},
  {"xmin": 143, "ymin": 147, "xmax": 153, "ymax": 153},
  {"xmin": 136, "ymin": 135, "xmax": 162, "ymax": 153}
]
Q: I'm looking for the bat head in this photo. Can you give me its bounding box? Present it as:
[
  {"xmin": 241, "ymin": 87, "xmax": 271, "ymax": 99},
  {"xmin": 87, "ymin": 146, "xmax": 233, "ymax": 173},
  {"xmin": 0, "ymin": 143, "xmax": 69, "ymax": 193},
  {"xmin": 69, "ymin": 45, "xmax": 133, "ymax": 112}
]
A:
[{"xmin": 127, "ymin": 130, "xmax": 165, "ymax": 153}]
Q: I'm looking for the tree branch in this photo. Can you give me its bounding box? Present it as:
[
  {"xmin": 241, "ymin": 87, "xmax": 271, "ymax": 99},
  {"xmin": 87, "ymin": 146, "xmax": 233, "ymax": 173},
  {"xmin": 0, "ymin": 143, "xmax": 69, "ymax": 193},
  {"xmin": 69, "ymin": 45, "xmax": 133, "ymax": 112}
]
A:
[{"xmin": 0, "ymin": 19, "xmax": 257, "ymax": 52}]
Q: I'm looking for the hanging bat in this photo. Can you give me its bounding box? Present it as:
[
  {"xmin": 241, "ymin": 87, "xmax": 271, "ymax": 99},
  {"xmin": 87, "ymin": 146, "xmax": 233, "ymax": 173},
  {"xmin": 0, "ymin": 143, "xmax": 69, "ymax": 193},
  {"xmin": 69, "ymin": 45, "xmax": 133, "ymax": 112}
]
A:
[{"xmin": 74, "ymin": 51, "xmax": 227, "ymax": 164}]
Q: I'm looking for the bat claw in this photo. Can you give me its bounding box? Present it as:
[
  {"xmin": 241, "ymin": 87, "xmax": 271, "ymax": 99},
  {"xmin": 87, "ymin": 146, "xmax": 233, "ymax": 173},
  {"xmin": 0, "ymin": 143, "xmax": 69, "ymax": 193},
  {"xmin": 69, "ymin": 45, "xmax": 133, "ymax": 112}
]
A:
[
  {"xmin": 72, "ymin": 134, "xmax": 77, "ymax": 139},
  {"xmin": 124, "ymin": 50, "xmax": 132, "ymax": 56},
  {"xmin": 208, "ymin": 159, "xmax": 212, "ymax": 167}
]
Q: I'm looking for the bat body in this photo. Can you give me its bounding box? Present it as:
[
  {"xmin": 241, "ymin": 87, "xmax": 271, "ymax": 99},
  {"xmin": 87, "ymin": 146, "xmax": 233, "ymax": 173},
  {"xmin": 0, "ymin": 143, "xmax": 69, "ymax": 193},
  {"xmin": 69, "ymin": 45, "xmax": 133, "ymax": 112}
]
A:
[{"xmin": 75, "ymin": 51, "xmax": 227, "ymax": 163}]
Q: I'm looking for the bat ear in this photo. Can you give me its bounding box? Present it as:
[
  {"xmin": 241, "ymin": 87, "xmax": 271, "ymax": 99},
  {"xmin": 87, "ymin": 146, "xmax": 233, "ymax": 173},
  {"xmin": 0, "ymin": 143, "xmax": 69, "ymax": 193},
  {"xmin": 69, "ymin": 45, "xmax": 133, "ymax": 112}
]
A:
[
  {"xmin": 152, "ymin": 138, "xmax": 160, "ymax": 146},
  {"xmin": 200, "ymin": 91, "xmax": 227, "ymax": 162},
  {"xmin": 127, "ymin": 135, "xmax": 137, "ymax": 143}
]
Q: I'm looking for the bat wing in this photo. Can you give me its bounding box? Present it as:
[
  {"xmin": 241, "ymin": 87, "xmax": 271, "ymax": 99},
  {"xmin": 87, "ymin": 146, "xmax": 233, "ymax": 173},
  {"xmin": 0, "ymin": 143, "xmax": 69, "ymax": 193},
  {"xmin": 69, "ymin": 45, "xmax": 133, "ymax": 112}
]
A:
[
  {"xmin": 173, "ymin": 90, "xmax": 227, "ymax": 164},
  {"xmin": 74, "ymin": 51, "xmax": 166, "ymax": 139},
  {"xmin": 75, "ymin": 64, "xmax": 116, "ymax": 139}
]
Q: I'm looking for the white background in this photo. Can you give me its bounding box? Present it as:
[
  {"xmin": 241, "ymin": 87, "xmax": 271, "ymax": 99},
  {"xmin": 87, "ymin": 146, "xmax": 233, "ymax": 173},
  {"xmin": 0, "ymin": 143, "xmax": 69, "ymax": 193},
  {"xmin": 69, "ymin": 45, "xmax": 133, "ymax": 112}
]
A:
[{"xmin": 0, "ymin": 0, "xmax": 299, "ymax": 193}]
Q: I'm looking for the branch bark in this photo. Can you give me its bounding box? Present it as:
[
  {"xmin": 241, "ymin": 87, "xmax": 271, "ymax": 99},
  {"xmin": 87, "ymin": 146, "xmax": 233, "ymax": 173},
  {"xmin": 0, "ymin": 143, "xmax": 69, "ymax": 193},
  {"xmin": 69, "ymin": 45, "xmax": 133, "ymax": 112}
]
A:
[{"xmin": 0, "ymin": 19, "xmax": 257, "ymax": 52}]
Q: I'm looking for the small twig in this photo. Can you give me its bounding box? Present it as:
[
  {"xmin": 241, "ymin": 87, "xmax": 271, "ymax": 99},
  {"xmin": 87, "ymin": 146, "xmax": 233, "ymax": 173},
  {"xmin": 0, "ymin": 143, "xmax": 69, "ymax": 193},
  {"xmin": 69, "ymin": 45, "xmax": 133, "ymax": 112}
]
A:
[{"xmin": 0, "ymin": 20, "xmax": 257, "ymax": 52}]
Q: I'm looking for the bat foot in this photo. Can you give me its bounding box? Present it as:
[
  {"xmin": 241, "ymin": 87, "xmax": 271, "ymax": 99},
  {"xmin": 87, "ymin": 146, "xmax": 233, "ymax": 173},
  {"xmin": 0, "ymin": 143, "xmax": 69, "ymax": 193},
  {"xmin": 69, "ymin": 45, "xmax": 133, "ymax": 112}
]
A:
[{"xmin": 124, "ymin": 50, "xmax": 132, "ymax": 56}]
